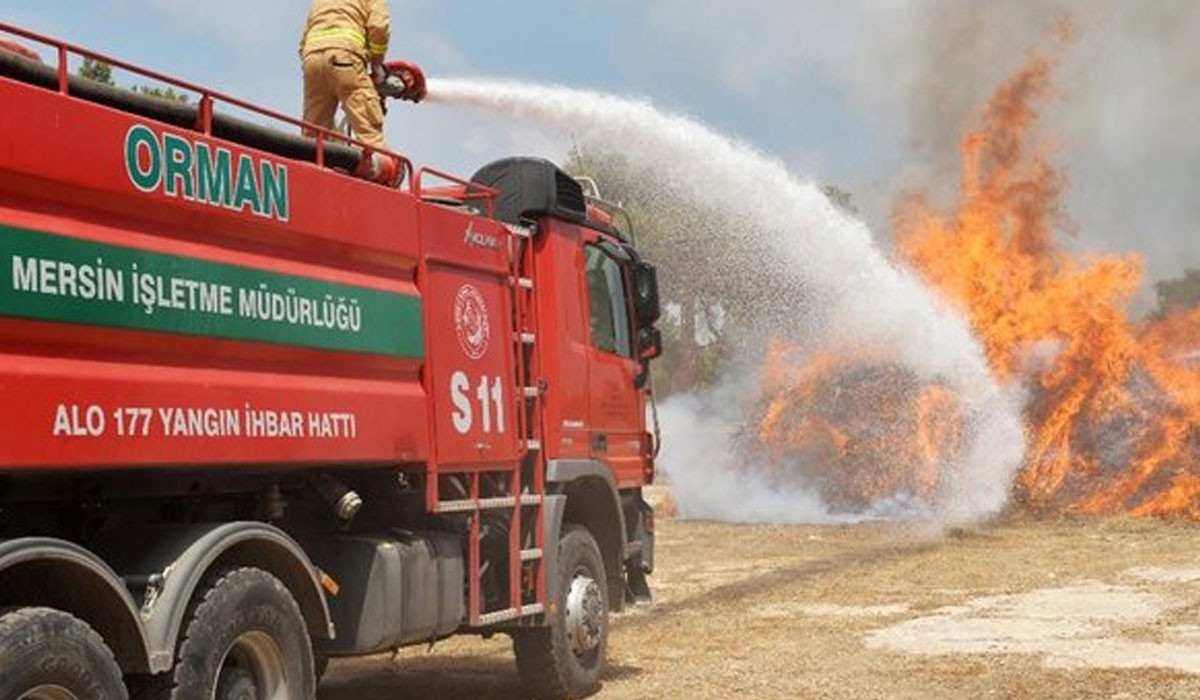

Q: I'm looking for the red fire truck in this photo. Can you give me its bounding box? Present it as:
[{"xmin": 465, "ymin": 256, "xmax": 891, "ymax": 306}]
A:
[{"xmin": 0, "ymin": 23, "xmax": 661, "ymax": 700}]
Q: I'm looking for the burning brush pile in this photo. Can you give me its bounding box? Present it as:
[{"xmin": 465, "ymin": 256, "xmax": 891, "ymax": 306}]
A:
[{"xmin": 753, "ymin": 48, "xmax": 1200, "ymax": 520}]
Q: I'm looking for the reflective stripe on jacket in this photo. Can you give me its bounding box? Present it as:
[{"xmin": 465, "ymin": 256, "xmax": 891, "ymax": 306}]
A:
[{"xmin": 300, "ymin": 0, "xmax": 390, "ymax": 60}]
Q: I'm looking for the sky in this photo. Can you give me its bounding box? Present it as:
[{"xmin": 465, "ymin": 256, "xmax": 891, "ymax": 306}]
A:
[{"xmin": 4, "ymin": 1, "xmax": 1199, "ymax": 300}]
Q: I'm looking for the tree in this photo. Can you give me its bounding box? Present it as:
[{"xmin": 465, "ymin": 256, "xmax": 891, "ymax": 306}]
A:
[
  {"xmin": 1155, "ymin": 268, "xmax": 1200, "ymax": 317},
  {"xmin": 565, "ymin": 146, "xmax": 732, "ymax": 394},
  {"xmin": 821, "ymin": 184, "xmax": 858, "ymax": 215},
  {"xmin": 76, "ymin": 59, "xmax": 189, "ymax": 103},
  {"xmin": 564, "ymin": 145, "xmax": 854, "ymax": 396},
  {"xmin": 136, "ymin": 85, "xmax": 190, "ymax": 103},
  {"xmin": 78, "ymin": 57, "xmax": 114, "ymax": 86}
]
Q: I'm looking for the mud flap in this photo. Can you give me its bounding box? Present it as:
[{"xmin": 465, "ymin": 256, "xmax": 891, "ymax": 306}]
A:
[
  {"xmin": 623, "ymin": 496, "xmax": 655, "ymax": 606},
  {"xmin": 542, "ymin": 494, "xmax": 567, "ymax": 622},
  {"xmin": 626, "ymin": 565, "xmax": 652, "ymax": 606}
]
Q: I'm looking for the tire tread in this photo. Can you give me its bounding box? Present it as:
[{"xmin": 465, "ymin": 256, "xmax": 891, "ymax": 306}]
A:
[
  {"xmin": 513, "ymin": 525, "xmax": 607, "ymax": 700},
  {"xmin": 0, "ymin": 606, "xmax": 128, "ymax": 700},
  {"xmin": 133, "ymin": 566, "xmax": 313, "ymax": 700}
]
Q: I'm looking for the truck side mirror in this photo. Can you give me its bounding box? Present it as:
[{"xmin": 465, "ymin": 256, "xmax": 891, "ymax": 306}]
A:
[
  {"xmin": 632, "ymin": 262, "xmax": 661, "ymax": 327},
  {"xmin": 637, "ymin": 326, "xmax": 662, "ymax": 361}
]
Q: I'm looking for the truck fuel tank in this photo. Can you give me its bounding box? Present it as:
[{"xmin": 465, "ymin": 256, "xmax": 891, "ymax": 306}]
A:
[{"xmin": 302, "ymin": 531, "xmax": 464, "ymax": 655}]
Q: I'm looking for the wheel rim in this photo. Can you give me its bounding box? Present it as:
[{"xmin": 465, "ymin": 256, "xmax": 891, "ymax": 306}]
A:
[
  {"xmin": 218, "ymin": 630, "xmax": 290, "ymax": 700},
  {"xmin": 564, "ymin": 567, "xmax": 605, "ymax": 660},
  {"xmin": 19, "ymin": 686, "xmax": 79, "ymax": 700}
]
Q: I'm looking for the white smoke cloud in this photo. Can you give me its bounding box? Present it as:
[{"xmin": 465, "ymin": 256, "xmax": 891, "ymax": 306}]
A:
[{"xmin": 657, "ymin": 390, "xmax": 858, "ymax": 525}]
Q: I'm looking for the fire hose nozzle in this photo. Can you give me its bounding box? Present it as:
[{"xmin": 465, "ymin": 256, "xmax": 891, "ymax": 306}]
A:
[{"xmin": 374, "ymin": 60, "xmax": 427, "ymax": 103}]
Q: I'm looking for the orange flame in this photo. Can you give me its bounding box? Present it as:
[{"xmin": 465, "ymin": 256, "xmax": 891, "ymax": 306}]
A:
[
  {"xmin": 754, "ymin": 38, "xmax": 1200, "ymax": 519},
  {"xmin": 753, "ymin": 340, "xmax": 963, "ymax": 511}
]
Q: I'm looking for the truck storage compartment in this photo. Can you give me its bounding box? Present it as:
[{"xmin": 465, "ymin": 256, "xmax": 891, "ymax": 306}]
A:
[{"xmin": 303, "ymin": 531, "xmax": 464, "ymax": 655}]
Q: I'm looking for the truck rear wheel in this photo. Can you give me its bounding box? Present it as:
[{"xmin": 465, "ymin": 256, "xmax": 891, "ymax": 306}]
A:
[
  {"xmin": 513, "ymin": 526, "xmax": 609, "ymax": 700},
  {"xmin": 167, "ymin": 567, "xmax": 315, "ymax": 700},
  {"xmin": 0, "ymin": 607, "xmax": 128, "ymax": 700}
]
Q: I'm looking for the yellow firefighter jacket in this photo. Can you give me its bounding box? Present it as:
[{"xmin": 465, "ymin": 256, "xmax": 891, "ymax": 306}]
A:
[{"xmin": 299, "ymin": 0, "xmax": 391, "ymax": 62}]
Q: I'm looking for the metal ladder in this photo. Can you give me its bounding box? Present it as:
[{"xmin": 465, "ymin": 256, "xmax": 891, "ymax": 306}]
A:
[
  {"xmin": 431, "ymin": 221, "xmax": 546, "ymax": 627},
  {"xmin": 490, "ymin": 220, "xmax": 547, "ymax": 626}
]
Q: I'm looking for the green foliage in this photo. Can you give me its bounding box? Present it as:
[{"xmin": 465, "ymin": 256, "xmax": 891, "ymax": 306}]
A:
[
  {"xmin": 821, "ymin": 184, "xmax": 857, "ymax": 214},
  {"xmin": 566, "ymin": 145, "xmax": 855, "ymax": 396},
  {"xmin": 78, "ymin": 57, "xmax": 115, "ymax": 86},
  {"xmin": 76, "ymin": 59, "xmax": 190, "ymax": 104},
  {"xmin": 565, "ymin": 146, "xmax": 732, "ymax": 395},
  {"xmin": 1155, "ymin": 268, "xmax": 1200, "ymax": 317},
  {"xmin": 137, "ymin": 85, "xmax": 190, "ymax": 104}
]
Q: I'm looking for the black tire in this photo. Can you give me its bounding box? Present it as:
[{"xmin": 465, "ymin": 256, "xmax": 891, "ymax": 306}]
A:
[
  {"xmin": 166, "ymin": 567, "xmax": 315, "ymax": 700},
  {"xmin": 513, "ymin": 526, "xmax": 609, "ymax": 700},
  {"xmin": 0, "ymin": 607, "xmax": 129, "ymax": 700}
]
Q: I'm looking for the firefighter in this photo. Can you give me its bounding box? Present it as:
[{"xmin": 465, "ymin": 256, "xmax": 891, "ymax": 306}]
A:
[{"xmin": 299, "ymin": 0, "xmax": 393, "ymax": 149}]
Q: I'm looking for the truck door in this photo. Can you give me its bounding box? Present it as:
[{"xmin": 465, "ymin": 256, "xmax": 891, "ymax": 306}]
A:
[{"xmin": 582, "ymin": 241, "xmax": 645, "ymax": 486}]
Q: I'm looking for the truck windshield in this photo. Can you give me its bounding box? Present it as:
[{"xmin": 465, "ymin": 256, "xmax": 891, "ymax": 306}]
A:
[{"xmin": 585, "ymin": 245, "xmax": 632, "ymax": 358}]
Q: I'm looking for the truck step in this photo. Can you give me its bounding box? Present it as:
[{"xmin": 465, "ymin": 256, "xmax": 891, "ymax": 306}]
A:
[
  {"xmin": 524, "ymin": 439, "xmax": 542, "ymax": 451},
  {"xmin": 435, "ymin": 494, "xmax": 541, "ymax": 514},
  {"xmin": 511, "ymin": 277, "xmax": 534, "ymax": 290},
  {"xmin": 476, "ymin": 603, "xmax": 545, "ymax": 627},
  {"xmin": 520, "ymin": 548, "xmax": 543, "ymax": 561},
  {"xmin": 434, "ymin": 496, "xmax": 518, "ymax": 514},
  {"xmin": 516, "ymin": 332, "xmax": 536, "ymax": 344},
  {"xmin": 523, "ymin": 386, "xmax": 540, "ymax": 398}
]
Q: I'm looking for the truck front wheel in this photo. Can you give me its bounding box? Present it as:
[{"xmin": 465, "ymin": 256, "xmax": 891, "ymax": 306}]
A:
[
  {"xmin": 168, "ymin": 567, "xmax": 315, "ymax": 700},
  {"xmin": 513, "ymin": 526, "xmax": 609, "ymax": 700},
  {"xmin": 0, "ymin": 607, "xmax": 128, "ymax": 700}
]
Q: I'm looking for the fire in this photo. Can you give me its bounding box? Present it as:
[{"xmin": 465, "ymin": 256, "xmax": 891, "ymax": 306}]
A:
[
  {"xmin": 753, "ymin": 339, "xmax": 963, "ymax": 512},
  {"xmin": 754, "ymin": 42, "xmax": 1200, "ymax": 519}
]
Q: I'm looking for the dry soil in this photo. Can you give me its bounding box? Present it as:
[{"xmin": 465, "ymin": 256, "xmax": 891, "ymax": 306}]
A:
[{"xmin": 320, "ymin": 497, "xmax": 1200, "ymax": 699}]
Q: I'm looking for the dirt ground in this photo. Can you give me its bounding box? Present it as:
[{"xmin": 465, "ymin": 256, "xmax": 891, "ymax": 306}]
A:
[{"xmin": 320, "ymin": 497, "xmax": 1200, "ymax": 699}]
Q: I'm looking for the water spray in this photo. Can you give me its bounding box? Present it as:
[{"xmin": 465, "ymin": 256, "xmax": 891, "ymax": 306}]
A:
[{"xmin": 429, "ymin": 79, "xmax": 1026, "ymax": 524}]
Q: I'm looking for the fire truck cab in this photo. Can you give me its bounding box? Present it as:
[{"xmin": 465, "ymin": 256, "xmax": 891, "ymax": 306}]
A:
[{"xmin": 0, "ymin": 24, "xmax": 660, "ymax": 700}]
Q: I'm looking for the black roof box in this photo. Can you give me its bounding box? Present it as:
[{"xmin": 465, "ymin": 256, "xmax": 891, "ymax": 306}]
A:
[{"xmin": 470, "ymin": 157, "xmax": 586, "ymax": 226}]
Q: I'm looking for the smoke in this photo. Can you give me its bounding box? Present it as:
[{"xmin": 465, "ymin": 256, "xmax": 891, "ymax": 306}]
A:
[
  {"xmin": 641, "ymin": 0, "xmax": 1200, "ymax": 296},
  {"xmin": 657, "ymin": 382, "xmax": 961, "ymax": 525},
  {"xmin": 852, "ymin": 1, "xmax": 1200, "ymax": 291},
  {"xmin": 430, "ymin": 78, "xmax": 1026, "ymax": 524},
  {"xmin": 656, "ymin": 390, "xmax": 862, "ymax": 525}
]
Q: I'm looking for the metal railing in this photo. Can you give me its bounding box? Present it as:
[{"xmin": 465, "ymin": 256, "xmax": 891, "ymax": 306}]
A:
[
  {"xmin": 0, "ymin": 21, "xmax": 426, "ymax": 192},
  {"xmin": 414, "ymin": 167, "xmax": 497, "ymax": 219}
]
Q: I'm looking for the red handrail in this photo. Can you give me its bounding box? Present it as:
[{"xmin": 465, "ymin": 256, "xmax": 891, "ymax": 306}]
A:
[
  {"xmin": 415, "ymin": 167, "xmax": 498, "ymax": 219},
  {"xmin": 0, "ymin": 21, "xmax": 429, "ymax": 195}
]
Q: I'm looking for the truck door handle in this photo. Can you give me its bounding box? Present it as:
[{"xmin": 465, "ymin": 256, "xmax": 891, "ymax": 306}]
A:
[{"xmin": 592, "ymin": 433, "xmax": 608, "ymax": 453}]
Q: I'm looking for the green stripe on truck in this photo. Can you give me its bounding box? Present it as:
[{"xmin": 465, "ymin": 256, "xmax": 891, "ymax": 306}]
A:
[{"xmin": 0, "ymin": 225, "xmax": 424, "ymax": 358}]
